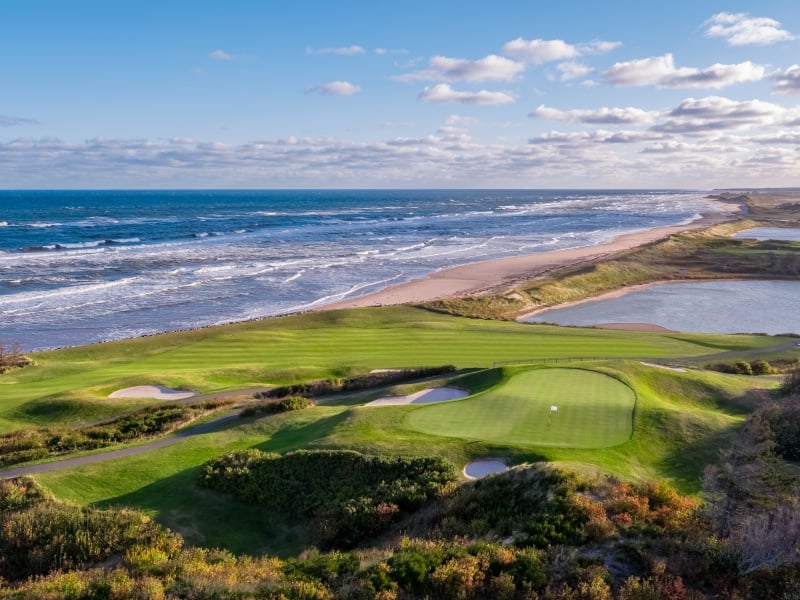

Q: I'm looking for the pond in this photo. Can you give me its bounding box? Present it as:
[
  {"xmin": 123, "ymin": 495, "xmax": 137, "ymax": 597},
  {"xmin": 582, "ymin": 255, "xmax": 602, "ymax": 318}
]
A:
[
  {"xmin": 734, "ymin": 227, "xmax": 800, "ymax": 242},
  {"xmin": 522, "ymin": 280, "xmax": 800, "ymax": 335}
]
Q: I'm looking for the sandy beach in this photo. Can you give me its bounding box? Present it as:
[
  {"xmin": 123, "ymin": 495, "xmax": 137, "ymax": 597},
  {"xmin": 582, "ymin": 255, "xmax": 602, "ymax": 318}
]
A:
[{"xmin": 322, "ymin": 202, "xmax": 741, "ymax": 311}]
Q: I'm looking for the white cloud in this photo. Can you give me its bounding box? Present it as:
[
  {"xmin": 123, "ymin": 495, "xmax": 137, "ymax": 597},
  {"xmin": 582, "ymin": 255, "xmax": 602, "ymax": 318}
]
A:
[
  {"xmin": 531, "ymin": 105, "xmax": 659, "ymax": 125},
  {"xmin": 652, "ymin": 96, "xmax": 783, "ymax": 134},
  {"xmin": 375, "ymin": 48, "xmax": 409, "ymax": 55},
  {"xmin": 557, "ymin": 61, "xmax": 594, "ymax": 81},
  {"xmin": 502, "ymin": 38, "xmax": 620, "ymax": 64},
  {"xmin": 502, "ymin": 38, "xmax": 579, "ymax": 64},
  {"xmin": 529, "ymin": 130, "xmax": 663, "ymax": 145},
  {"xmin": 580, "ymin": 40, "xmax": 623, "ymax": 54},
  {"xmin": 395, "ymin": 54, "xmax": 524, "ymax": 82},
  {"xmin": 0, "ymin": 115, "xmax": 39, "ymax": 127},
  {"xmin": 603, "ymin": 54, "xmax": 765, "ymax": 88},
  {"xmin": 774, "ymin": 65, "xmax": 800, "ymax": 95},
  {"xmin": 704, "ymin": 12, "xmax": 795, "ymax": 46},
  {"xmin": 306, "ymin": 45, "xmax": 366, "ymax": 55},
  {"xmin": 306, "ymin": 81, "xmax": 362, "ymax": 96},
  {"xmin": 209, "ymin": 49, "xmax": 234, "ymax": 61},
  {"xmin": 418, "ymin": 83, "xmax": 516, "ymax": 105}
]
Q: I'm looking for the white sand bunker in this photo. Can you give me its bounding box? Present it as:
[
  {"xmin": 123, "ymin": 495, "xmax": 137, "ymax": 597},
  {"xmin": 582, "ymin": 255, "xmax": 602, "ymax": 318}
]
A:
[
  {"xmin": 640, "ymin": 362, "xmax": 687, "ymax": 373},
  {"xmin": 464, "ymin": 460, "xmax": 508, "ymax": 479},
  {"xmin": 109, "ymin": 385, "xmax": 197, "ymax": 400},
  {"xmin": 366, "ymin": 387, "xmax": 468, "ymax": 407}
]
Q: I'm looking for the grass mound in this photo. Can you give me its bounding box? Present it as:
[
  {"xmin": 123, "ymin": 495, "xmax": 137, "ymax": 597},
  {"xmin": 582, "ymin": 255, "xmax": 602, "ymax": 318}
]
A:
[{"xmin": 406, "ymin": 368, "xmax": 635, "ymax": 449}]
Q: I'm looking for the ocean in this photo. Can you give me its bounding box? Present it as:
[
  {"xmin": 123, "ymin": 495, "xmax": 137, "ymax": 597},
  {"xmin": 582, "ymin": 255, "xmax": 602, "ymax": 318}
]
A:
[{"xmin": 0, "ymin": 189, "xmax": 720, "ymax": 350}]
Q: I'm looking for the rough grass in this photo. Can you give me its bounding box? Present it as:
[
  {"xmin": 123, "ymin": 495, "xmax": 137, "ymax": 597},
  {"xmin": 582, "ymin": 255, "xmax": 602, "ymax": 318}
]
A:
[{"xmin": 406, "ymin": 367, "xmax": 635, "ymax": 449}]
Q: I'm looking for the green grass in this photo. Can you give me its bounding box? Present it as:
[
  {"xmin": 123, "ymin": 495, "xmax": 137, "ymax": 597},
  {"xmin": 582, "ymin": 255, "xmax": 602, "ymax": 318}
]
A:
[
  {"xmin": 31, "ymin": 360, "xmax": 765, "ymax": 556},
  {"xmin": 2, "ymin": 306, "xmax": 786, "ymax": 430},
  {"xmin": 406, "ymin": 368, "xmax": 635, "ymax": 448}
]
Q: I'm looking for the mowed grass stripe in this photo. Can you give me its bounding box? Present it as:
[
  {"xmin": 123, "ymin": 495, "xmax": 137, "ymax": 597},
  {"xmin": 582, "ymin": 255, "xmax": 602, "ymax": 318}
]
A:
[{"xmin": 406, "ymin": 368, "xmax": 635, "ymax": 449}]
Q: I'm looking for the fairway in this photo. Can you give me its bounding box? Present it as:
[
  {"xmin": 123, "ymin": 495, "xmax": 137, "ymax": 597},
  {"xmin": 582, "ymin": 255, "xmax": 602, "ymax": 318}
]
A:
[{"xmin": 406, "ymin": 368, "xmax": 635, "ymax": 448}]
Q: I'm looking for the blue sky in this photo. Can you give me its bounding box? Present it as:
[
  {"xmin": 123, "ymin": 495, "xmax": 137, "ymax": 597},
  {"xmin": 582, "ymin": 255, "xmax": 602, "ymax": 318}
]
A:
[{"xmin": 2, "ymin": 0, "xmax": 799, "ymax": 188}]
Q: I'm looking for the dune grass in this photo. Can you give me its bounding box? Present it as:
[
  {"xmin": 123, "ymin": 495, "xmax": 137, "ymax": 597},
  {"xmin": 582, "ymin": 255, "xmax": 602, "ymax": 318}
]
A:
[{"xmin": 406, "ymin": 368, "xmax": 635, "ymax": 448}]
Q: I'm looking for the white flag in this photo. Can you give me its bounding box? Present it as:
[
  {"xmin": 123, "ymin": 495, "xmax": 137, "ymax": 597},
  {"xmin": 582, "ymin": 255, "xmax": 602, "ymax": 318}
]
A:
[{"xmin": 550, "ymin": 405, "xmax": 558, "ymax": 412}]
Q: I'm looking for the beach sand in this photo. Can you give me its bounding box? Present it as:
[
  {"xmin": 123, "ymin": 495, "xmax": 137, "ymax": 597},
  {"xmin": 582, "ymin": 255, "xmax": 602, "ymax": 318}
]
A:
[{"xmin": 322, "ymin": 202, "xmax": 740, "ymax": 311}]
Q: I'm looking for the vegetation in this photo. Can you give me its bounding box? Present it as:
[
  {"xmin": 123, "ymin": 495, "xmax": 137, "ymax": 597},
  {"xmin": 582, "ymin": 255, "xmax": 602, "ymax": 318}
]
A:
[
  {"xmin": 240, "ymin": 395, "xmax": 313, "ymax": 418},
  {"xmin": 3, "ymin": 452, "xmax": 798, "ymax": 599},
  {"xmin": 0, "ymin": 341, "xmax": 32, "ymax": 374},
  {"xmin": 3, "ymin": 199, "xmax": 799, "ymax": 594},
  {"xmin": 0, "ymin": 399, "xmax": 233, "ymax": 468},
  {"xmin": 256, "ymin": 365, "xmax": 458, "ymax": 400},
  {"xmin": 2, "ymin": 305, "xmax": 783, "ymax": 432},
  {"xmin": 200, "ymin": 449, "xmax": 458, "ymax": 548},
  {"xmin": 425, "ymin": 224, "xmax": 800, "ymax": 320}
]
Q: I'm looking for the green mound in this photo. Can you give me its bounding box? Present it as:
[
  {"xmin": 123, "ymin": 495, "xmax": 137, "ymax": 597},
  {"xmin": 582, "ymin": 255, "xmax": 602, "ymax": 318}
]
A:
[{"xmin": 406, "ymin": 368, "xmax": 635, "ymax": 449}]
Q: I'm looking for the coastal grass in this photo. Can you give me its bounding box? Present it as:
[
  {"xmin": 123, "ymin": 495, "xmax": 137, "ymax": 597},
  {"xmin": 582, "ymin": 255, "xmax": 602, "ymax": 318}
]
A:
[
  {"xmin": 2, "ymin": 306, "xmax": 785, "ymax": 430},
  {"xmin": 406, "ymin": 368, "xmax": 635, "ymax": 448}
]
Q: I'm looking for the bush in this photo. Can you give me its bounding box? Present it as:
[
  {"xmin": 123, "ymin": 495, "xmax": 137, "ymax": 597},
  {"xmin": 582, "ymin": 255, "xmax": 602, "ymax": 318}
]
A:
[
  {"xmin": 200, "ymin": 449, "xmax": 458, "ymax": 548},
  {"xmin": 240, "ymin": 395, "xmax": 312, "ymax": 418},
  {"xmin": 782, "ymin": 368, "xmax": 800, "ymax": 396},
  {"xmin": 749, "ymin": 360, "xmax": 774, "ymax": 376},
  {"xmin": 257, "ymin": 366, "xmax": 457, "ymax": 400}
]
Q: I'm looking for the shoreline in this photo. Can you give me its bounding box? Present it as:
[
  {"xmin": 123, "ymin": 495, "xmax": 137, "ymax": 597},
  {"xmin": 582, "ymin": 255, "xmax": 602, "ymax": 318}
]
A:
[
  {"xmin": 320, "ymin": 201, "xmax": 741, "ymax": 311},
  {"xmin": 26, "ymin": 198, "xmax": 741, "ymax": 352}
]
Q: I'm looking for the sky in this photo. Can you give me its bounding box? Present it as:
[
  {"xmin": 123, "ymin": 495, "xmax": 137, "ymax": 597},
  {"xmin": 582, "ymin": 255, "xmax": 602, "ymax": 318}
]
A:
[{"xmin": 2, "ymin": 0, "xmax": 800, "ymax": 189}]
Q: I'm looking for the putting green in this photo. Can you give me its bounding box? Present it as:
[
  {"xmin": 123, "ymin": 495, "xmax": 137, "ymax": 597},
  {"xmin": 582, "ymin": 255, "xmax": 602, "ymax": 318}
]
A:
[{"xmin": 406, "ymin": 368, "xmax": 635, "ymax": 448}]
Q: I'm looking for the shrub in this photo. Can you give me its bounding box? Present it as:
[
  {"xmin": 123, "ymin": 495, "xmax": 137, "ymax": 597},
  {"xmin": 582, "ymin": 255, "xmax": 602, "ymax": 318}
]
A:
[
  {"xmin": 240, "ymin": 395, "xmax": 312, "ymax": 418},
  {"xmin": 749, "ymin": 360, "xmax": 773, "ymax": 376},
  {"xmin": 257, "ymin": 366, "xmax": 458, "ymax": 400},
  {"xmin": 200, "ymin": 449, "xmax": 457, "ymax": 548}
]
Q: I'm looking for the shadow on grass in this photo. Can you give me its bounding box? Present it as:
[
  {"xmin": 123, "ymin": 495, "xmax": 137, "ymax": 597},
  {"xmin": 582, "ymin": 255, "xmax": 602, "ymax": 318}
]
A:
[
  {"xmin": 657, "ymin": 421, "xmax": 742, "ymax": 492},
  {"xmin": 98, "ymin": 464, "xmax": 311, "ymax": 557},
  {"xmin": 95, "ymin": 412, "xmax": 356, "ymax": 557}
]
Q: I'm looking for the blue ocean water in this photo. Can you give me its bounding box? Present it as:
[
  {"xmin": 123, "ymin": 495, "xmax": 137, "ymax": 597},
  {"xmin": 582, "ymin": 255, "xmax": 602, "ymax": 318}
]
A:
[{"xmin": 0, "ymin": 190, "xmax": 719, "ymax": 350}]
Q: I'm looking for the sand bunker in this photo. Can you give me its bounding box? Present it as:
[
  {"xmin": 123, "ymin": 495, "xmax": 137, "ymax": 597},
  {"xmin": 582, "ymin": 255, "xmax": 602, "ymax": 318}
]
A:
[
  {"xmin": 366, "ymin": 387, "xmax": 468, "ymax": 407},
  {"xmin": 640, "ymin": 362, "xmax": 687, "ymax": 373},
  {"xmin": 109, "ymin": 385, "xmax": 197, "ymax": 400},
  {"xmin": 464, "ymin": 460, "xmax": 508, "ymax": 479}
]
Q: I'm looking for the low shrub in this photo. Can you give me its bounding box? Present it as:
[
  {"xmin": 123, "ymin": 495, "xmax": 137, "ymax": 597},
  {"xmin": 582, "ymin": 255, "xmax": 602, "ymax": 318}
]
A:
[
  {"xmin": 257, "ymin": 366, "xmax": 457, "ymax": 400},
  {"xmin": 200, "ymin": 449, "xmax": 457, "ymax": 548},
  {"xmin": 0, "ymin": 399, "xmax": 233, "ymax": 468},
  {"xmin": 240, "ymin": 395, "xmax": 312, "ymax": 418}
]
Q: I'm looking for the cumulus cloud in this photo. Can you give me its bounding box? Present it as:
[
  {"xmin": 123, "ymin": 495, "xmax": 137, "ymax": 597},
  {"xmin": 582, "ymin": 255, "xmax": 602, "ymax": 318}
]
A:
[
  {"xmin": 652, "ymin": 96, "xmax": 783, "ymax": 134},
  {"xmin": 0, "ymin": 115, "xmax": 39, "ymax": 127},
  {"xmin": 557, "ymin": 61, "xmax": 594, "ymax": 81},
  {"xmin": 774, "ymin": 65, "xmax": 800, "ymax": 95},
  {"xmin": 306, "ymin": 81, "xmax": 362, "ymax": 96},
  {"xmin": 418, "ymin": 83, "xmax": 516, "ymax": 105},
  {"xmin": 306, "ymin": 45, "xmax": 366, "ymax": 55},
  {"xmin": 603, "ymin": 54, "xmax": 765, "ymax": 88},
  {"xmin": 531, "ymin": 105, "xmax": 659, "ymax": 125},
  {"xmin": 704, "ymin": 12, "xmax": 795, "ymax": 46},
  {"xmin": 502, "ymin": 38, "xmax": 620, "ymax": 64},
  {"xmin": 502, "ymin": 38, "xmax": 579, "ymax": 64},
  {"xmin": 395, "ymin": 54, "xmax": 524, "ymax": 82}
]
